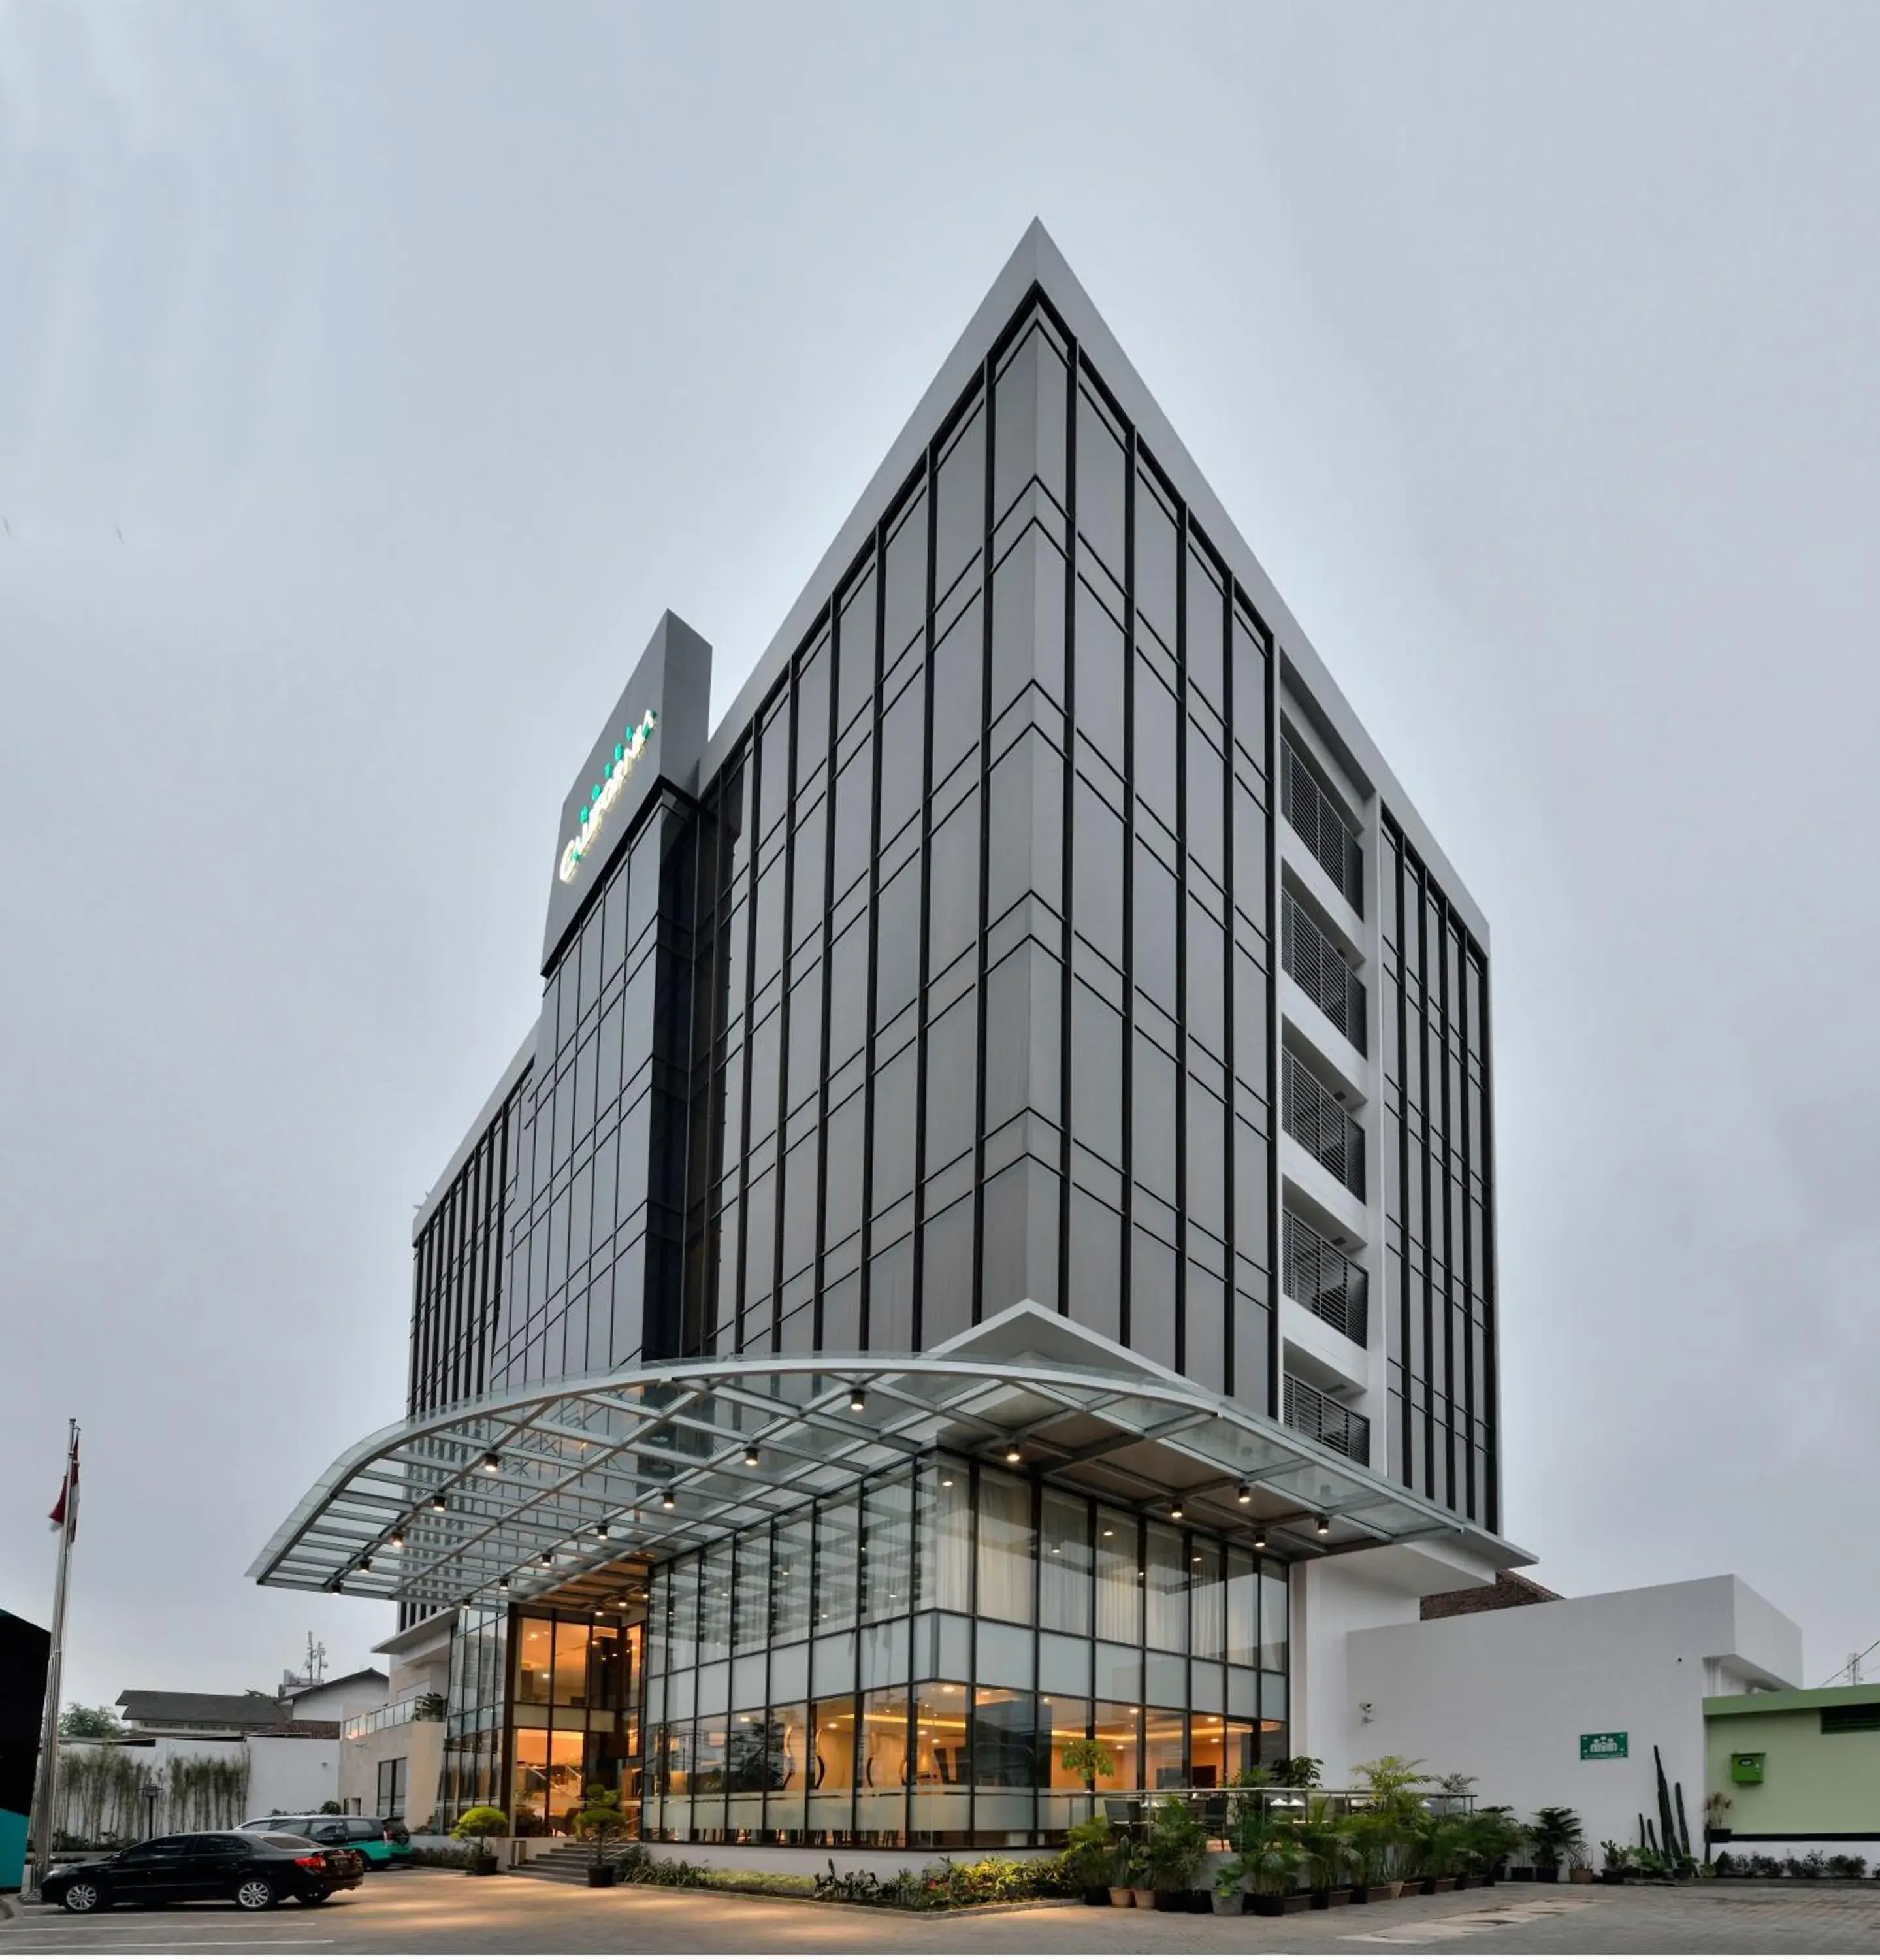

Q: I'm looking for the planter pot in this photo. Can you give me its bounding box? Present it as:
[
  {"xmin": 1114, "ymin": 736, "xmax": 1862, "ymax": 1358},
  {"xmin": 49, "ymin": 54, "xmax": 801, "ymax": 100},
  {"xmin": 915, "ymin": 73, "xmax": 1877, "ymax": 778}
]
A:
[
  {"xmin": 1598, "ymin": 1873, "xmax": 1627, "ymax": 1886},
  {"xmin": 1429, "ymin": 1877, "xmax": 1457, "ymax": 1893},
  {"xmin": 1107, "ymin": 1887, "xmax": 1133, "ymax": 1908},
  {"xmin": 1534, "ymin": 1865, "xmax": 1561, "ymax": 1884},
  {"xmin": 1081, "ymin": 1887, "xmax": 1111, "ymax": 1906},
  {"xmin": 468, "ymin": 1854, "xmax": 499, "ymax": 1876},
  {"xmin": 1212, "ymin": 1892, "xmax": 1246, "ymax": 1916},
  {"xmin": 1131, "ymin": 1887, "xmax": 1156, "ymax": 1910},
  {"xmin": 1250, "ymin": 1895, "xmax": 1286, "ymax": 1918},
  {"xmin": 1508, "ymin": 1867, "xmax": 1536, "ymax": 1882},
  {"xmin": 1570, "ymin": 1869, "xmax": 1595, "ymax": 1885},
  {"xmin": 1372, "ymin": 1880, "xmax": 1404, "ymax": 1901},
  {"xmin": 586, "ymin": 1867, "xmax": 616, "ymax": 1889},
  {"xmin": 1152, "ymin": 1889, "xmax": 1187, "ymax": 1912},
  {"xmin": 1186, "ymin": 1891, "xmax": 1214, "ymax": 1914},
  {"xmin": 1282, "ymin": 1893, "xmax": 1312, "ymax": 1914},
  {"xmin": 1350, "ymin": 1885, "xmax": 1372, "ymax": 1904}
]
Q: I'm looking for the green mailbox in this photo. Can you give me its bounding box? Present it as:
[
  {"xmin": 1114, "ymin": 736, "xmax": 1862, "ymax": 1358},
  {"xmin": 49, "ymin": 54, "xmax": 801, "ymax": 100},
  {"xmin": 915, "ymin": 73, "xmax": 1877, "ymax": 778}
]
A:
[{"xmin": 1729, "ymin": 1752, "xmax": 1765, "ymax": 1784}]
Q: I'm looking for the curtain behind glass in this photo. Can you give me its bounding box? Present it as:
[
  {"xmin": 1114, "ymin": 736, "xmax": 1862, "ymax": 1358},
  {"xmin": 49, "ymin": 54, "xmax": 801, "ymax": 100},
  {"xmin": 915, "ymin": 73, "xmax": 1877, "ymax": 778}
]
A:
[
  {"xmin": 975, "ymin": 1468, "xmax": 1034, "ymax": 1624},
  {"xmin": 860, "ymin": 1478, "xmax": 913, "ymax": 1622},
  {"xmin": 917, "ymin": 1457, "xmax": 971, "ymax": 1612},
  {"xmin": 1095, "ymin": 1507, "xmax": 1140, "ymax": 1644},
  {"xmin": 1039, "ymin": 1488, "xmax": 1092, "ymax": 1635},
  {"xmin": 1144, "ymin": 1522, "xmax": 1187, "ymax": 1652}
]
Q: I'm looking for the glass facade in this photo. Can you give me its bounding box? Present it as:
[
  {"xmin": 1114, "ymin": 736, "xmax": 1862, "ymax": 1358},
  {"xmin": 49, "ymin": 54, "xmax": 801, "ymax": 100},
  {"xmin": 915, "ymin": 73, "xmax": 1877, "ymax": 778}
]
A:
[
  {"xmin": 1380, "ymin": 815, "xmax": 1498, "ymax": 1528},
  {"xmin": 683, "ymin": 297, "xmax": 1277, "ymax": 1394},
  {"xmin": 643, "ymin": 1452, "xmax": 1288, "ymax": 1848}
]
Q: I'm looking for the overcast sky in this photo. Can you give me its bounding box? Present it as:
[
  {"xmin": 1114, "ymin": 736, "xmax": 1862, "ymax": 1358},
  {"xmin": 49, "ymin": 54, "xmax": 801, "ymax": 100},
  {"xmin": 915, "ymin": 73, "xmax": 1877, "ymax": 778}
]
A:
[{"xmin": 3, "ymin": 0, "xmax": 1876, "ymax": 1713}]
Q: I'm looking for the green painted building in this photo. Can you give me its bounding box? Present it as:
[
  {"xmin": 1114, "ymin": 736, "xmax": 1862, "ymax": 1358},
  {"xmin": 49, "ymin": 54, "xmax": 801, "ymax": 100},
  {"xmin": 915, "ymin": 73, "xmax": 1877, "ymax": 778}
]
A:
[{"xmin": 1706, "ymin": 1684, "xmax": 1880, "ymax": 1848}]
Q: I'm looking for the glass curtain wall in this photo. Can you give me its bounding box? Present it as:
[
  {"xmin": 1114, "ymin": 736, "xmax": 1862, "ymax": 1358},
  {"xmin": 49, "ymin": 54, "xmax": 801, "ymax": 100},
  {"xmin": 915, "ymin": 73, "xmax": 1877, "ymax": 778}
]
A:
[
  {"xmin": 645, "ymin": 1452, "xmax": 1288, "ymax": 1849},
  {"xmin": 682, "ymin": 293, "xmax": 1278, "ymax": 1410},
  {"xmin": 1378, "ymin": 815, "xmax": 1497, "ymax": 1528},
  {"xmin": 505, "ymin": 1610, "xmax": 643, "ymax": 1837}
]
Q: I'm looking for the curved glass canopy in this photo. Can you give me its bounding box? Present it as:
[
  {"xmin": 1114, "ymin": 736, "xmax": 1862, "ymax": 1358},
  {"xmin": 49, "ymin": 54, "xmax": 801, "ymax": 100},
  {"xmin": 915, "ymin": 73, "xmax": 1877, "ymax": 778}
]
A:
[{"xmin": 250, "ymin": 1305, "xmax": 1527, "ymax": 1616}]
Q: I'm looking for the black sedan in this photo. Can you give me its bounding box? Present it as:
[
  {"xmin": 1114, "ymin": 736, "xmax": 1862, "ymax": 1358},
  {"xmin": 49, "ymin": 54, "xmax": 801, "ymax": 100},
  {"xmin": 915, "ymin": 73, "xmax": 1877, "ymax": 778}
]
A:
[{"xmin": 45, "ymin": 1831, "xmax": 366, "ymax": 1912}]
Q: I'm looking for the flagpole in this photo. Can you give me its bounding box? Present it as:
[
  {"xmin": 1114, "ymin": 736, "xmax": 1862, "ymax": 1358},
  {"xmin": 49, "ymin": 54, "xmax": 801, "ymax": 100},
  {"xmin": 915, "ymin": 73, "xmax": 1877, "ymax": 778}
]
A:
[{"xmin": 25, "ymin": 1420, "xmax": 78, "ymax": 1902}]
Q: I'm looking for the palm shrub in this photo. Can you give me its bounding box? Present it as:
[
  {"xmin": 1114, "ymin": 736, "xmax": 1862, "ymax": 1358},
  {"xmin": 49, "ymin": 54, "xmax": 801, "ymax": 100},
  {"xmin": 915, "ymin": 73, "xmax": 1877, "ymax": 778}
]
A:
[
  {"xmin": 1347, "ymin": 1810, "xmax": 1399, "ymax": 1890},
  {"xmin": 1408, "ymin": 1810, "xmax": 1470, "ymax": 1881},
  {"xmin": 1226, "ymin": 1807, "xmax": 1303, "ymax": 1898},
  {"xmin": 1062, "ymin": 1815, "xmax": 1121, "ymax": 1893},
  {"xmin": 1144, "ymin": 1797, "xmax": 1209, "ymax": 1895},
  {"xmin": 1296, "ymin": 1795, "xmax": 1353, "ymax": 1896},
  {"xmin": 1528, "ymin": 1806, "xmax": 1585, "ymax": 1875},
  {"xmin": 1461, "ymin": 1806, "xmax": 1524, "ymax": 1876}
]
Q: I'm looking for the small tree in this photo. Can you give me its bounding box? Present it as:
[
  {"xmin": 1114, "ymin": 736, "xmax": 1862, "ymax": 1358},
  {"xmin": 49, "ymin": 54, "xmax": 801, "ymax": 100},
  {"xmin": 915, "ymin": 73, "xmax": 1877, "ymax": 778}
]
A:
[
  {"xmin": 60, "ymin": 1704, "xmax": 125, "ymax": 1739},
  {"xmin": 573, "ymin": 1784, "xmax": 629, "ymax": 1873},
  {"xmin": 451, "ymin": 1805, "xmax": 509, "ymax": 1872},
  {"xmin": 1060, "ymin": 1735, "xmax": 1114, "ymax": 1791}
]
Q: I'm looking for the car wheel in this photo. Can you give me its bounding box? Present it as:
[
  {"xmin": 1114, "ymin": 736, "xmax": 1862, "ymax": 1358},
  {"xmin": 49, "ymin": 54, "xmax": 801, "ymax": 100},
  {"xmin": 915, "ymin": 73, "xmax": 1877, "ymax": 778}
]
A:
[
  {"xmin": 59, "ymin": 1880, "xmax": 106, "ymax": 1914},
  {"xmin": 234, "ymin": 1878, "xmax": 279, "ymax": 1912}
]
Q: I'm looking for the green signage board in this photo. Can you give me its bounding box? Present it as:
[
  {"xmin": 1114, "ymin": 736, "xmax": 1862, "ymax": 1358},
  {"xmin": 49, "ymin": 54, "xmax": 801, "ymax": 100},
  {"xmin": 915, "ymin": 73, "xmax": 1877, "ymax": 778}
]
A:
[{"xmin": 1580, "ymin": 1731, "xmax": 1629, "ymax": 1761}]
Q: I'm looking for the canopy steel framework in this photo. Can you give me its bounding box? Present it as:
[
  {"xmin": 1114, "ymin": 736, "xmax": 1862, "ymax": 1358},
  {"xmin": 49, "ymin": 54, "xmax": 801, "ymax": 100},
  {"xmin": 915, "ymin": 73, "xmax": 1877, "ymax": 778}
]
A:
[{"xmin": 250, "ymin": 1306, "xmax": 1525, "ymax": 1617}]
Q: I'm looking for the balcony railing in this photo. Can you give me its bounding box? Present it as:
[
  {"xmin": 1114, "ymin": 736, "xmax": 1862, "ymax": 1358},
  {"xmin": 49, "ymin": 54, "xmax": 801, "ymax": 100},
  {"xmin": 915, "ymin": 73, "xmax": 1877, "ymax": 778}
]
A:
[
  {"xmin": 342, "ymin": 1695, "xmax": 444, "ymax": 1739},
  {"xmin": 1281, "ymin": 891, "xmax": 1367, "ymax": 1053},
  {"xmin": 1282, "ymin": 1052, "xmax": 1365, "ymax": 1200},
  {"xmin": 1283, "ymin": 1211, "xmax": 1368, "ymax": 1346},
  {"xmin": 1282, "ymin": 740, "xmax": 1364, "ymax": 912},
  {"xmin": 1283, "ymin": 1374, "xmax": 1370, "ymax": 1464}
]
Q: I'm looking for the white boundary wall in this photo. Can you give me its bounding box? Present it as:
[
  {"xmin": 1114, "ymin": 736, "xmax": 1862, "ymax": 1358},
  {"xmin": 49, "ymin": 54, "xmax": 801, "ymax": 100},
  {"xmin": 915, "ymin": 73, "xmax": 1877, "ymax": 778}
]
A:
[{"xmin": 1329, "ymin": 1575, "xmax": 1800, "ymax": 1855}]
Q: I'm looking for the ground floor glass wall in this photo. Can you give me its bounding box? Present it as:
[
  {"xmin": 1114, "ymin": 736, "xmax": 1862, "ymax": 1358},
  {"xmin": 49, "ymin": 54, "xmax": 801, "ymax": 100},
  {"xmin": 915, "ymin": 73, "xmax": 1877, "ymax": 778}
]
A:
[{"xmin": 645, "ymin": 1451, "xmax": 1289, "ymax": 1848}]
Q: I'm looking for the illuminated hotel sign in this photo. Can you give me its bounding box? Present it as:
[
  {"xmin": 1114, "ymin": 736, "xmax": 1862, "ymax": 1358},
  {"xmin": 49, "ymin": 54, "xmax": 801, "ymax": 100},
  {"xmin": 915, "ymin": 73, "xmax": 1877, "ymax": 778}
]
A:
[{"xmin": 557, "ymin": 710, "xmax": 658, "ymax": 883}]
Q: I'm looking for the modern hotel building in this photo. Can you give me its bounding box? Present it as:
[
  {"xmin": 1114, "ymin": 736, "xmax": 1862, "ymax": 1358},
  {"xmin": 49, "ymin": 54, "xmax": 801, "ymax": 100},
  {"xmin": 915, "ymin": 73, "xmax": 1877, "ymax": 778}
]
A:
[{"xmin": 253, "ymin": 223, "xmax": 1527, "ymax": 1853}]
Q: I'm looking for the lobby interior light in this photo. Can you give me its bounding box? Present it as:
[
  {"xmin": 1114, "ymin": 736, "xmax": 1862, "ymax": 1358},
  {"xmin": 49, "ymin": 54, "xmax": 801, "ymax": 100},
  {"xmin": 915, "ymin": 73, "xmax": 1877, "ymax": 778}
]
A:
[
  {"xmin": 1316, "ymin": 1515, "xmax": 1332, "ymax": 1537},
  {"xmin": 1236, "ymin": 1482, "xmax": 1253, "ymax": 1505}
]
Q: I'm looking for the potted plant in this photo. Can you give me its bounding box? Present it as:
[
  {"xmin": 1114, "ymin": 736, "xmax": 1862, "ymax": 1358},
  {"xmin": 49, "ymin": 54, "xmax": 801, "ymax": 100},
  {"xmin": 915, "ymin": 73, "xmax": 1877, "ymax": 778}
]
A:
[
  {"xmin": 1211, "ymin": 1855, "xmax": 1248, "ymax": 1916},
  {"xmin": 1144, "ymin": 1797, "xmax": 1208, "ymax": 1910},
  {"xmin": 1127, "ymin": 1841, "xmax": 1156, "ymax": 1910},
  {"xmin": 1410, "ymin": 1812, "xmax": 1468, "ymax": 1893},
  {"xmin": 1062, "ymin": 1814, "xmax": 1119, "ymax": 1907},
  {"xmin": 1234, "ymin": 1808, "xmax": 1306, "ymax": 1917},
  {"xmin": 1297, "ymin": 1795, "xmax": 1353, "ymax": 1908},
  {"xmin": 573, "ymin": 1783, "xmax": 628, "ymax": 1887},
  {"xmin": 1457, "ymin": 1806, "xmax": 1522, "ymax": 1888},
  {"xmin": 1599, "ymin": 1840, "xmax": 1634, "ymax": 1886},
  {"xmin": 1528, "ymin": 1808, "xmax": 1584, "ymax": 1884},
  {"xmin": 450, "ymin": 1805, "xmax": 508, "ymax": 1876}
]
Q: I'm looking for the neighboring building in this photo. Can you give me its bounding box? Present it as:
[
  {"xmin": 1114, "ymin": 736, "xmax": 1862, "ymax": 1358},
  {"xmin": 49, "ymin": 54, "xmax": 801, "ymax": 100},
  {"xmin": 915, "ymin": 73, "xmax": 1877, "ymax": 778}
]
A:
[
  {"xmin": 336, "ymin": 1620, "xmax": 453, "ymax": 1827},
  {"xmin": 1707, "ymin": 1684, "xmax": 1880, "ymax": 1861},
  {"xmin": 251, "ymin": 220, "xmax": 1530, "ymax": 1857},
  {"xmin": 1338, "ymin": 1575, "xmax": 1801, "ymax": 1857},
  {"xmin": 1421, "ymin": 1569, "xmax": 1561, "ymax": 1620},
  {"xmin": 280, "ymin": 1668, "xmax": 390, "ymax": 1728},
  {"xmin": 1, "ymin": 1608, "xmax": 50, "ymax": 1891},
  {"xmin": 117, "ymin": 1691, "xmax": 299, "ymax": 1738}
]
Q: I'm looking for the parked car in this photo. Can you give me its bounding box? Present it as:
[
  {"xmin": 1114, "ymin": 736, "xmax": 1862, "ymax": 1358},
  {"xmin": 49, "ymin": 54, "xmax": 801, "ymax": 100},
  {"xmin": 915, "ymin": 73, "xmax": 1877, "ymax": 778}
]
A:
[
  {"xmin": 242, "ymin": 1814, "xmax": 414, "ymax": 1867},
  {"xmin": 45, "ymin": 1831, "xmax": 365, "ymax": 1913}
]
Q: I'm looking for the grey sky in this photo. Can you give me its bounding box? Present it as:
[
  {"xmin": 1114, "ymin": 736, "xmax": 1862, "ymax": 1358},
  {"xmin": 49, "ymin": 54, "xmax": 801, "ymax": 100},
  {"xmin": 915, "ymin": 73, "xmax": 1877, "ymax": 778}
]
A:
[{"xmin": 3, "ymin": 1, "xmax": 1875, "ymax": 1709}]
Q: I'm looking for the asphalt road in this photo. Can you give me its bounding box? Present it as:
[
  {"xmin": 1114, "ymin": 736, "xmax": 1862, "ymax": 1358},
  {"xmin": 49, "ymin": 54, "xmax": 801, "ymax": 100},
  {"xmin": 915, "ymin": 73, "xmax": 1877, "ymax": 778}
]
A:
[{"xmin": 6, "ymin": 1869, "xmax": 1880, "ymax": 1953}]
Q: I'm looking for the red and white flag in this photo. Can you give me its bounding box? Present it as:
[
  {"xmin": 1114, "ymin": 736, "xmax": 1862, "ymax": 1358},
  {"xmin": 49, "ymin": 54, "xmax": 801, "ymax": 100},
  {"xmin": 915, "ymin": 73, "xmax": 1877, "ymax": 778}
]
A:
[{"xmin": 49, "ymin": 1435, "xmax": 79, "ymax": 1543}]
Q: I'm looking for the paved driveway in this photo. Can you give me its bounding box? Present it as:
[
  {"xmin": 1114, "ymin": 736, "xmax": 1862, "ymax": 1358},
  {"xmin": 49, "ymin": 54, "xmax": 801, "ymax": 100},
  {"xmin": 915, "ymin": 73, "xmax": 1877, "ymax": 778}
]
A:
[{"xmin": 5, "ymin": 1869, "xmax": 1879, "ymax": 1953}]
